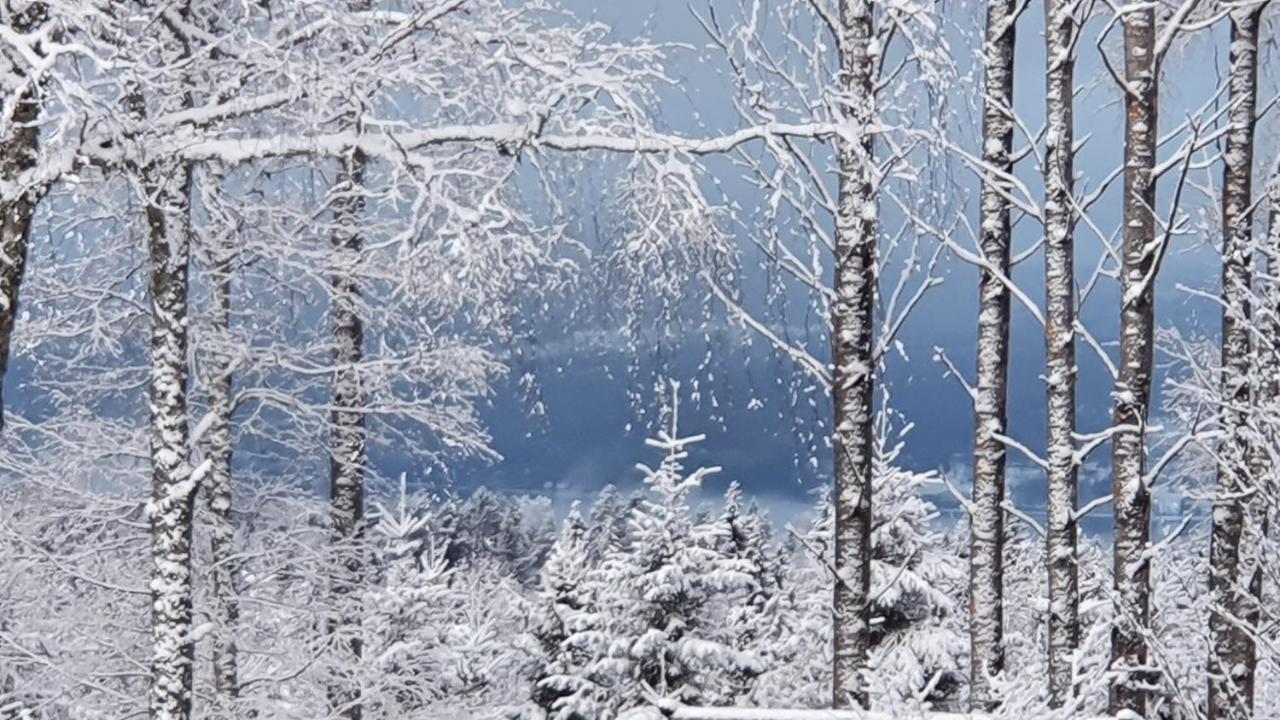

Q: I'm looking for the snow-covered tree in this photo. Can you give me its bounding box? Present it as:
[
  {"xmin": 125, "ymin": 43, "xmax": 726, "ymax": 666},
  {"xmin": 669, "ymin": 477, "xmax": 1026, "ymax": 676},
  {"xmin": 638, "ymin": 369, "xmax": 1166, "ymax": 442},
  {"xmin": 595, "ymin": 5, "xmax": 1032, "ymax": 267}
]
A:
[
  {"xmin": 587, "ymin": 484, "xmax": 635, "ymax": 563},
  {"xmin": 362, "ymin": 481, "xmax": 457, "ymax": 715},
  {"xmin": 1208, "ymin": 4, "xmax": 1269, "ymax": 719},
  {"xmin": 865, "ymin": 417, "xmax": 967, "ymax": 712},
  {"xmin": 753, "ymin": 410, "xmax": 966, "ymax": 713},
  {"xmin": 527, "ymin": 385, "xmax": 783, "ymax": 719},
  {"xmin": 690, "ymin": 2, "xmax": 955, "ymax": 703},
  {"xmin": 528, "ymin": 502, "xmax": 603, "ymax": 719},
  {"xmin": 969, "ymin": 0, "xmax": 1018, "ymax": 706},
  {"xmin": 587, "ymin": 387, "xmax": 760, "ymax": 713},
  {"xmin": 0, "ymin": 0, "xmax": 49, "ymax": 431},
  {"xmin": 348, "ymin": 478, "xmax": 534, "ymax": 718},
  {"xmin": 712, "ymin": 482, "xmax": 796, "ymax": 703},
  {"xmin": 443, "ymin": 487, "xmax": 556, "ymax": 583},
  {"xmin": 1041, "ymin": 0, "xmax": 1089, "ymax": 703},
  {"xmin": 1106, "ymin": 0, "xmax": 1206, "ymax": 710},
  {"xmin": 749, "ymin": 487, "xmax": 837, "ymax": 710}
]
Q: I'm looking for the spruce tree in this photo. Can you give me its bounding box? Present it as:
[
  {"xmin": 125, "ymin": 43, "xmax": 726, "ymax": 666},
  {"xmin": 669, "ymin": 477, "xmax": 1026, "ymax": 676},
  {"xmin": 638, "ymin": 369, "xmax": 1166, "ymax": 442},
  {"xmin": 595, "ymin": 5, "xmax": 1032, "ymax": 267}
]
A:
[
  {"xmin": 528, "ymin": 503, "xmax": 607, "ymax": 719},
  {"xmin": 574, "ymin": 386, "xmax": 761, "ymax": 714},
  {"xmin": 363, "ymin": 483, "xmax": 457, "ymax": 715}
]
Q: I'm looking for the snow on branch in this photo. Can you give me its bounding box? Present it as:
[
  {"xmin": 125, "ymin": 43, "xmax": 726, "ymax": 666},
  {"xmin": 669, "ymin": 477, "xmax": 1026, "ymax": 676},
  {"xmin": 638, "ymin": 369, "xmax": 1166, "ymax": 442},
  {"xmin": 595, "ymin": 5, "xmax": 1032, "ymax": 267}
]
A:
[
  {"xmin": 623, "ymin": 702, "xmax": 1117, "ymax": 719},
  {"xmin": 148, "ymin": 122, "xmax": 844, "ymax": 167}
]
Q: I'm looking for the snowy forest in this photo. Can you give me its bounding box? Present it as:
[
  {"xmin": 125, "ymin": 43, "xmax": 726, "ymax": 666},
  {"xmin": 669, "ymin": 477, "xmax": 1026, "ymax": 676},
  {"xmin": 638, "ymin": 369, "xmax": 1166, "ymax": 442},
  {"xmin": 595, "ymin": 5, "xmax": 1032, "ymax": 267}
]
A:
[{"xmin": 1, "ymin": 0, "xmax": 1280, "ymax": 719}]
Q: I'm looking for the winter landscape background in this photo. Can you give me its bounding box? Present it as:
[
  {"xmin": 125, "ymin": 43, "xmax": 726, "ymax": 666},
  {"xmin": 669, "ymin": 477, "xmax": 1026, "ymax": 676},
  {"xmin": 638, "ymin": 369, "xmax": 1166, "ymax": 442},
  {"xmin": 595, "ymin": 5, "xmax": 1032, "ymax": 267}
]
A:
[
  {"xmin": 461, "ymin": 0, "xmax": 1240, "ymax": 531},
  {"xmin": 2, "ymin": 0, "xmax": 1279, "ymax": 719}
]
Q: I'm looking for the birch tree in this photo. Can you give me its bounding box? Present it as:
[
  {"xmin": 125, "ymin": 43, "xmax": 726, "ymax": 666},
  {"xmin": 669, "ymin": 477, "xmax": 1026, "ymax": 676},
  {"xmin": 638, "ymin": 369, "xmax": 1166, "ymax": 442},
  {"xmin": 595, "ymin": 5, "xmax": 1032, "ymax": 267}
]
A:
[
  {"xmin": 320, "ymin": 7, "xmax": 376, "ymax": 714},
  {"xmin": 192, "ymin": 167, "xmax": 240, "ymax": 718},
  {"xmin": 932, "ymin": 0, "xmax": 1105, "ymax": 706},
  {"xmin": 181, "ymin": 0, "xmax": 291, "ymax": 703},
  {"xmin": 693, "ymin": 2, "xmax": 951, "ymax": 707},
  {"xmin": 142, "ymin": 155, "xmax": 197, "ymax": 720},
  {"xmin": 1043, "ymin": 0, "xmax": 1088, "ymax": 704},
  {"xmin": 0, "ymin": 1, "xmax": 50, "ymax": 430},
  {"xmin": 1105, "ymin": 0, "xmax": 1216, "ymax": 710},
  {"xmin": 1265, "ymin": 161, "xmax": 1280, "ymax": 469},
  {"xmin": 1109, "ymin": 2, "xmax": 1162, "ymax": 710},
  {"xmin": 935, "ymin": 0, "xmax": 1108, "ymax": 706},
  {"xmin": 969, "ymin": 0, "xmax": 1017, "ymax": 708},
  {"xmin": 829, "ymin": 0, "xmax": 880, "ymax": 707},
  {"xmin": 1208, "ymin": 3, "xmax": 1269, "ymax": 718},
  {"xmin": 326, "ymin": 143, "xmax": 370, "ymax": 720},
  {"xmin": 121, "ymin": 5, "xmax": 202, "ymax": 715},
  {"xmin": 87, "ymin": 4, "xmax": 324, "ymax": 716}
]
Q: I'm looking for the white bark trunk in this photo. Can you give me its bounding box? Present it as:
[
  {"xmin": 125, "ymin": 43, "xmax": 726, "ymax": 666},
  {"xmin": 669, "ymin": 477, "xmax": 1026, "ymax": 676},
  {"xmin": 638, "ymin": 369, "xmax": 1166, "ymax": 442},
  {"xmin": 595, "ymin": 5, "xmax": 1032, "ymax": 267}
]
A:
[
  {"xmin": 1110, "ymin": 5, "xmax": 1158, "ymax": 714},
  {"xmin": 327, "ymin": 147, "xmax": 368, "ymax": 720},
  {"xmin": 0, "ymin": 3, "xmax": 48, "ymax": 432},
  {"xmin": 1042, "ymin": 0, "xmax": 1081, "ymax": 705},
  {"xmin": 205, "ymin": 229, "xmax": 239, "ymax": 718},
  {"xmin": 1267, "ymin": 167, "xmax": 1280, "ymax": 421},
  {"xmin": 831, "ymin": 0, "xmax": 877, "ymax": 709},
  {"xmin": 1208, "ymin": 6, "xmax": 1264, "ymax": 718},
  {"xmin": 969, "ymin": 0, "xmax": 1016, "ymax": 708},
  {"xmin": 145, "ymin": 158, "xmax": 196, "ymax": 720}
]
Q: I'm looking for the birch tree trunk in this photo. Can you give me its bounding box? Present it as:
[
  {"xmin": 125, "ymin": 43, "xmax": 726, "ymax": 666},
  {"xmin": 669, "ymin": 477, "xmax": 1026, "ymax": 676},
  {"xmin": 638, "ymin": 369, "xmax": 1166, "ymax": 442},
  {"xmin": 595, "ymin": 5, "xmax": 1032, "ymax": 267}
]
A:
[
  {"xmin": 1043, "ymin": 0, "xmax": 1081, "ymax": 704},
  {"xmin": 205, "ymin": 228, "xmax": 240, "ymax": 718},
  {"xmin": 1255, "ymin": 167, "xmax": 1280, "ymax": 688},
  {"xmin": 1110, "ymin": 5, "xmax": 1158, "ymax": 714},
  {"xmin": 1266, "ymin": 165, "xmax": 1280, "ymax": 451},
  {"xmin": 831, "ymin": 0, "xmax": 877, "ymax": 708},
  {"xmin": 327, "ymin": 147, "xmax": 368, "ymax": 720},
  {"xmin": 0, "ymin": 2, "xmax": 49, "ymax": 432},
  {"xmin": 969, "ymin": 0, "xmax": 1016, "ymax": 708},
  {"xmin": 1208, "ymin": 6, "xmax": 1265, "ymax": 718},
  {"xmin": 145, "ymin": 158, "xmax": 197, "ymax": 720}
]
